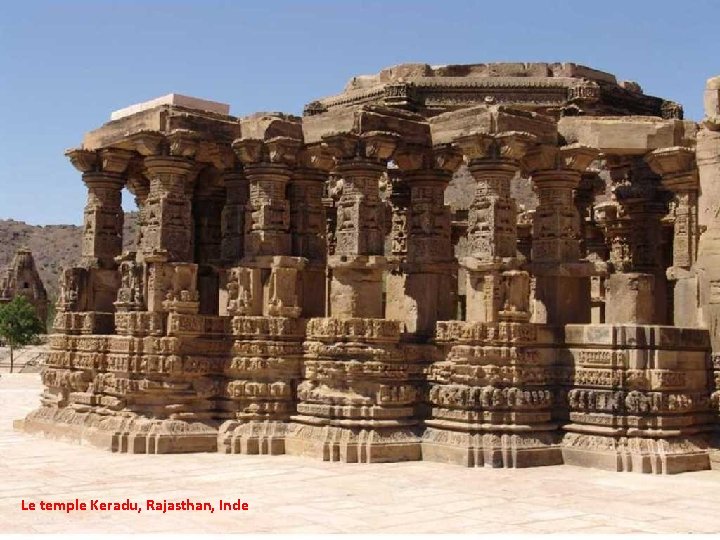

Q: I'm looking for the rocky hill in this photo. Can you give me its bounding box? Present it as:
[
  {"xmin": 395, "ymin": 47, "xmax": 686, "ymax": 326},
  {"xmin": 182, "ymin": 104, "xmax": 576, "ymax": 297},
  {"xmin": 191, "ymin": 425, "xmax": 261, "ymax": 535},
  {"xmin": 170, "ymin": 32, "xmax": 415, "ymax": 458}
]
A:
[{"xmin": 0, "ymin": 213, "xmax": 137, "ymax": 301}]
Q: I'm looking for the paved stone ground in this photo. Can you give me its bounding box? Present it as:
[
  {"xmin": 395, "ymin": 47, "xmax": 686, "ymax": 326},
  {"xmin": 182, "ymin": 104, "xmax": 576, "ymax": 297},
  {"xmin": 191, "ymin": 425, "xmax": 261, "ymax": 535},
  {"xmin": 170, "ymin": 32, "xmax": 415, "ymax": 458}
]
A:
[
  {"xmin": 1, "ymin": 373, "xmax": 719, "ymax": 534},
  {"xmin": 0, "ymin": 344, "xmax": 48, "ymax": 373}
]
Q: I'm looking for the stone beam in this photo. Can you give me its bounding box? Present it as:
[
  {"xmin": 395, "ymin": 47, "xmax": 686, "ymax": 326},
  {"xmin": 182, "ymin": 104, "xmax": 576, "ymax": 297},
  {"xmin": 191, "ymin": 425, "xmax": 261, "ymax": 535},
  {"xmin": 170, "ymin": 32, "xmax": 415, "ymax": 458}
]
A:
[{"xmin": 558, "ymin": 116, "xmax": 695, "ymax": 155}]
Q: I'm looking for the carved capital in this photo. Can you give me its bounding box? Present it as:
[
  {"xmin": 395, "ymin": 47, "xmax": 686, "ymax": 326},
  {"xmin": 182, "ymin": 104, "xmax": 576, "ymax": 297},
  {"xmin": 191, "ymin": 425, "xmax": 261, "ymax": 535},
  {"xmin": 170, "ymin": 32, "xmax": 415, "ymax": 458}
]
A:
[
  {"xmin": 100, "ymin": 148, "xmax": 134, "ymax": 174},
  {"xmin": 432, "ymin": 143, "xmax": 463, "ymax": 173},
  {"xmin": 454, "ymin": 131, "xmax": 537, "ymax": 164},
  {"xmin": 68, "ymin": 147, "xmax": 136, "ymax": 177},
  {"xmin": 524, "ymin": 143, "xmax": 598, "ymax": 174},
  {"xmin": 298, "ymin": 143, "xmax": 335, "ymax": 172},
  {"xmin": 196, "ymin": 141, "xmax": 235, "ymax": 170},
  {"xmin": 167, "ymin": 129, "xmax": 199, "ymax": 158},
  {"xmin": 143, "ymin": 155, "xmax": 197, "ymax": 180},
  {"xmin": 266, "ymin": 136, "xmax": 303, "ymax": 166},
  {"xmin": 645, "ymin": 147, "xmax": 698, "ymax": 192},
  {"xmin": 361, "ymin": 131, "xmax": 399, "ymax": 160},
  {"xmin": 321, "ymin": 131, "xmax": 399, "ymax": 164},
  {"xmin": 321, "ymin": 133, "xmax": 358, "ymax": 161},
  {"xmin": 127, "ymin": 131, "xmax": 166, "ymax": 156},
  {"xmin": 65, "ymin": 148, "xmax": 98, "ymax": 173},
  {"xmin": 393, "ymin": 143, "xmax": 431, "ymax": 171},
  {"xmin": 233, "ymin": 136, "xmax": 302, "ymax": 167},
  {"xmin": 232, "ymin": 138, "xmax": 263, "ymax": 164}
]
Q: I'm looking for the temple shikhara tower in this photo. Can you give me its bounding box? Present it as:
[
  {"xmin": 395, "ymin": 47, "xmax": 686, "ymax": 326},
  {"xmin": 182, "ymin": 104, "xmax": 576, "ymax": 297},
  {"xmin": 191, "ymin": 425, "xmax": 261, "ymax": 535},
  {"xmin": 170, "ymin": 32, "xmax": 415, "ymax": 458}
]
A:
[
  {"xmin": 0, "ymin": 248, "xmax": 49, "ymax": 329},
  {"xmin": 16, "ymin": 63, "xmax": 720, "ymax": 474}
]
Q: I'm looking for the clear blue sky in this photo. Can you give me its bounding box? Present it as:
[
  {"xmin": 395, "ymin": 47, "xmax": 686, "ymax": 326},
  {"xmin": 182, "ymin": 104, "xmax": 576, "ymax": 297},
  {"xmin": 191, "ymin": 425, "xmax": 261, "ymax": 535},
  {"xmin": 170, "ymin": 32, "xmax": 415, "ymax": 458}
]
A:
[{"xmin": 1, "ymin": 0, "xmax": 718, "ymax": 225}]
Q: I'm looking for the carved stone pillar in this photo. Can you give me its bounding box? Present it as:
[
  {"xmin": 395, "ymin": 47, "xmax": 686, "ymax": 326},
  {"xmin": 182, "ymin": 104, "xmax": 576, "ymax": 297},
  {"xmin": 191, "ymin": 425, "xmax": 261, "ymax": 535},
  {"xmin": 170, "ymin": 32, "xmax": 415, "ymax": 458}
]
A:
[
  {"xmin": 194, "ymin": 178, "xmax": 225, "ymax": 267},
  {"xmin": 231, "ymin": 134, "xmax": 304, "ymax": 315},
  {"xmin": 525, "ymin": 143, "xmax": 598, "ymax": 326},
  {"xmin": 601, "ymin": 155, "xmax": 668, "ymax": 324},
  {"xmin": 577, "ymin": 172, "xmax": 610, "ymax": 324},
  {"xmin": 423, "ymin": 129, "xmax": 563, "ymax": 468},
  {"xmin": 58, "ymin": 148, "xmax": 130, "ymax": 333},
  {"xmin": 67, "ymin": 148, "xmax": 132, "ymax": 269},
  {"xmin": 289, "ymin": 148, "xmax": 330, "ymax": 318},
  {"xmin": 141, "ymin": 155, "xmax": 197, "ymax": 263},
  {"xmin": 387, "ymin": 143, "xmax": 460, "ymax": 336},
  {"xmin": 325, "ymin": 132, "xmax": 396, "ymax": 319},
  {"xmin": 287, "ymin": 126, "xmax": 425, "ymax": 462},
  {"xmin": 126, "ymin": 174, "xmax": 150, "ymax": 255},
  {"xmin": 647, "ymin": 147, "xmax": 700, "ymax": 327},
  {"xmin": 240, "ymin": 162, "xmax": 292, "ymax": 258},
  {"xmin": 220, "ymin": 125, "xmax": 307, "ymax": 455},
  {"xmin": 451, "ymin": 132, "xmax": 536, "ymax": 324},
  {"xmin": 193, "ymin": 169, "xmax": 225, "ymax": 316},
  {"xmin": 220, "ymin": 169, "xmax": 248, "ymax": 264}
]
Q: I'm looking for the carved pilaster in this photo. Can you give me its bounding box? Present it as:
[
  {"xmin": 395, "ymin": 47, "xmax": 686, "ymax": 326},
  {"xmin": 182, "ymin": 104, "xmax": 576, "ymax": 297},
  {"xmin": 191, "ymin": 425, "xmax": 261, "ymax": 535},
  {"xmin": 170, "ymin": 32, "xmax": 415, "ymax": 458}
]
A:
[{"xmin": 646, "ymin": 147, "xmax": 699, "ymax": 270}]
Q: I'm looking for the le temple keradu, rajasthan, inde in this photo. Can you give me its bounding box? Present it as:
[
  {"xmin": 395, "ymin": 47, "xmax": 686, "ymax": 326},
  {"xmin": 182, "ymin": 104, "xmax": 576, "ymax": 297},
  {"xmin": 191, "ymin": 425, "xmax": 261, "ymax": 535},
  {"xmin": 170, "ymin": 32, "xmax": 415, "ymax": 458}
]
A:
[{"xmin": 15, "ymin": 62, "xmax": 720, "ymax": 474}]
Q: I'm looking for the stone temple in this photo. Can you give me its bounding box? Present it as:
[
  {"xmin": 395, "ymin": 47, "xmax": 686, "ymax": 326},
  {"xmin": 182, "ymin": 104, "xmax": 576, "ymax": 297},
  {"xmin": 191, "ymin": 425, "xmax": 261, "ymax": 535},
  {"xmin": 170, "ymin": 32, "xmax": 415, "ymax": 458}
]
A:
[
  {"xmin": 0, "ymin": 248, "xmax": 48, "ymax": 330},
  {"xmin": 15, "ymin": 62, "xmax": 720, "ymax": 474}
]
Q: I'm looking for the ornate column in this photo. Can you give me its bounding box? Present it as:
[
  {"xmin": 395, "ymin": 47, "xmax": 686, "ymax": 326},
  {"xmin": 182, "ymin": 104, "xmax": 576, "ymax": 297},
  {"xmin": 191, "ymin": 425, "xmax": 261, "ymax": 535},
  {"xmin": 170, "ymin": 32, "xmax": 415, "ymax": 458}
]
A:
[
  {"xmin": 56, "ymin": 148, "xmax": 132, "ymax": 334},
  {"xmin": 423, "ymin": 132, "xmax": 564, "ymax": 468},
  {"xmin": 321, "ymin": 132, "xmax": 396, "ymax": 318},
  {"xmin": 219, "ymin": 124, "xmax": 307, "ymax": 455},
  {"xmin": 387, "ymin": 143, "xmax": 461, "ymax": 336},
  {"xmin": 287, "ymin": 127, "xmax": 424, "ymax": 463},
  {"xmin": 126, "ymin": 172, "xmax": 150, "ymax": 255},
  {"xmin": 599, "ymin": 155, "xmax": 668, "ymax": 324},
  {"xmin": 524, "ymin": 143, "xmax": 598, "ymax": 326},
  {"xmin": 220, "ymin": 168, "xmax": 248, "ymax": 265},
  {"xmin": 576, "ymin": 171, "xmax": 610, "ymax": 324},
  {"xmin": 453, "ymin": 132, "xmax": 537, "ymax": 324},
  {"xmin": 646, "ymin": 147, "xmax": 700, "ymax": 327},
  {"xmin": 67, "ymin": 148, "xmax": 132, "ymax": 269},
  {"xmin": 289, "ymin": 146, "xmax": 330, "ymax": 318},
  {"xmin": 142, "ymin": 156, "xmax": 197, "ymax": 264}
]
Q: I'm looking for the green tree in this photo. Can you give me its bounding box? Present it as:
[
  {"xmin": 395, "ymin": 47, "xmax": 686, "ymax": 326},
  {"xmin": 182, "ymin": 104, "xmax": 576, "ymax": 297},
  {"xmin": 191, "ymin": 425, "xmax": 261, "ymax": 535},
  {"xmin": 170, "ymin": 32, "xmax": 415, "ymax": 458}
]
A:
[{"xmin": 0, "ymin": 296, "xmax": 45, "ymax": 373}]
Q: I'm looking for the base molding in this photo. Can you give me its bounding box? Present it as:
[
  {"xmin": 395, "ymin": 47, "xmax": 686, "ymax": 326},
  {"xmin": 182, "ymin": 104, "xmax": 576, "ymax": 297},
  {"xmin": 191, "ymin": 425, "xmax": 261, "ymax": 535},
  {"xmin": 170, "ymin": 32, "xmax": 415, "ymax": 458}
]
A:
[
  {"xmin": 16, "ymin": 412, "xmax": 717, "ymax": 474},
  {"xmin": 561, "ymin": 432, "xmax": 710, "ymax": 474},
  {"xmin": 284, "ymin": 423, "xmax": 421, "ymax": 463},
  {"xmin": 217, "ymin": 420, "xmax": 289, "ymax": 455},
  {"xmin": 421, "ymin": 428, "xmax": 562, "ymax": 468},
  {"xmin": 16, "ymin": 407, "xmax": 218, "ymax": 454}
]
